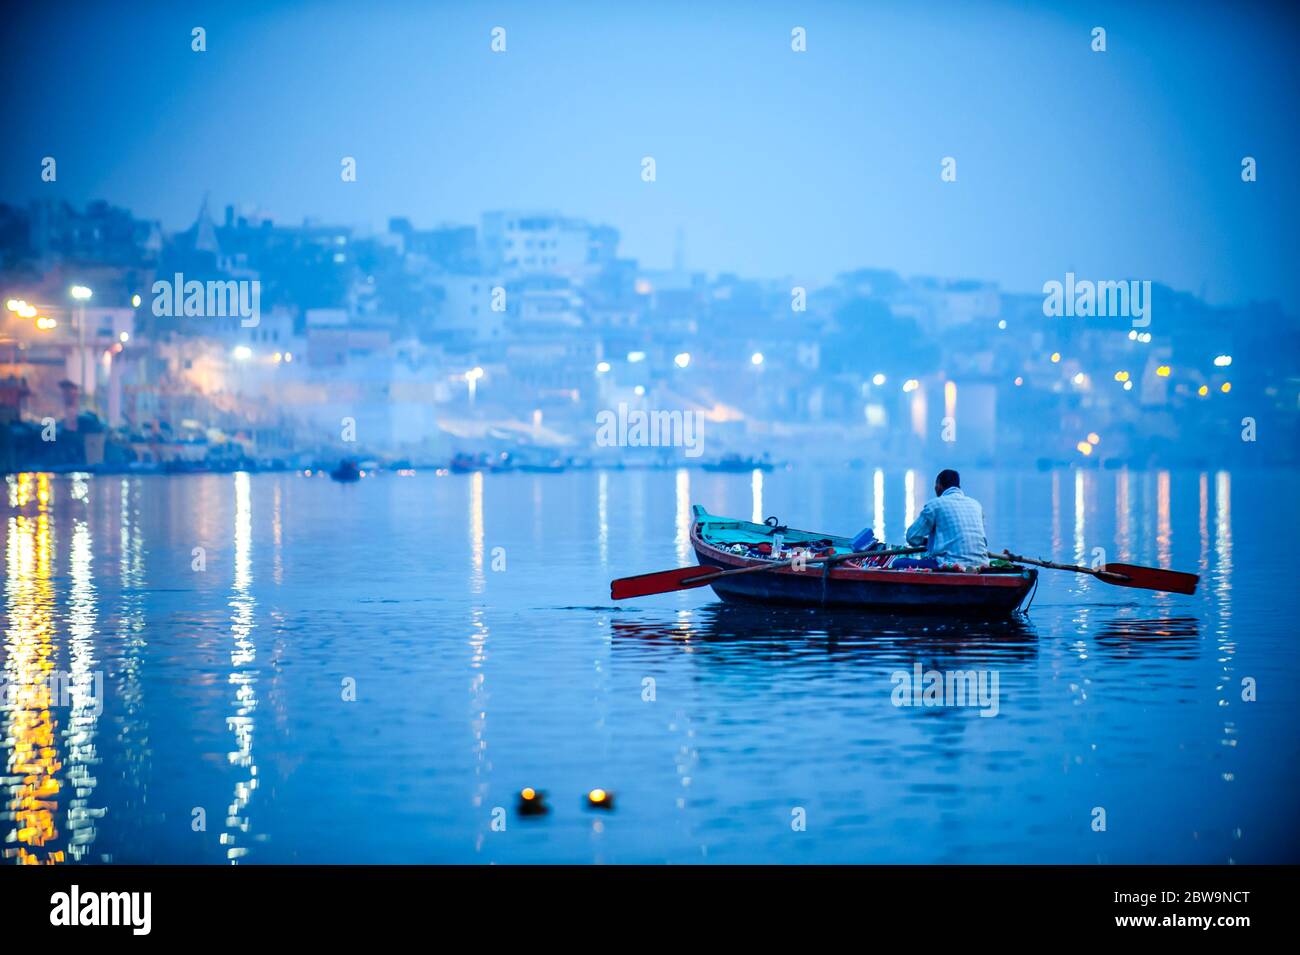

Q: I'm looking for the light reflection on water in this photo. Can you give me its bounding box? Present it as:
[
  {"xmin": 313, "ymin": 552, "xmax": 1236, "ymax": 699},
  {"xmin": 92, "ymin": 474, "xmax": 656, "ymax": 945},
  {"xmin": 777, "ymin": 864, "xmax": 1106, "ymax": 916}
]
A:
[{"xmin": 0, "ymin": 467, "xmax": 1295, "ymax": 864}]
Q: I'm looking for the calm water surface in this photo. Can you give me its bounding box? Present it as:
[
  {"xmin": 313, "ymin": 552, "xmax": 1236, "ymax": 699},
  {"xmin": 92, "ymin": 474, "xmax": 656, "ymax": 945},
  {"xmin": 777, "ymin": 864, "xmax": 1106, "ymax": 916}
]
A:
[{"xmin": 2, "ymin": 467, "xmax": 1297, "ymax": 864}]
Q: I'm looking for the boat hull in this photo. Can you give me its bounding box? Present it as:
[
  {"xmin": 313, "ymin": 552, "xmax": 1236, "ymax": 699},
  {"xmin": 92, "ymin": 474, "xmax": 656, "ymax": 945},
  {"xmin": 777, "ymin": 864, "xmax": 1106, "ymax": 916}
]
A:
[{"xmin": 690, "ymin": 508, "xmax": 1035, "ymax": 617}]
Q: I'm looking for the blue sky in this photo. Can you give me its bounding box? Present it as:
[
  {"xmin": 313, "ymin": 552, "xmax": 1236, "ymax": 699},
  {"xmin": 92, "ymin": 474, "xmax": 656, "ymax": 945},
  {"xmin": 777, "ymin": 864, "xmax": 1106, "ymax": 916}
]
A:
[{"xmin": 4, "ymin": 0, "xmax": 1297, "ymax": 308}]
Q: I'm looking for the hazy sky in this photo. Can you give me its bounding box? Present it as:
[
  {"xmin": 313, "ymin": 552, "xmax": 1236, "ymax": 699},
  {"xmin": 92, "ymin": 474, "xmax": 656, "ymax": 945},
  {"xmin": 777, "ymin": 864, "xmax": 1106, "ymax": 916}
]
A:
[{"xmin": 4, "ymin": 0, "xmax": 1298, "ymax": 309}]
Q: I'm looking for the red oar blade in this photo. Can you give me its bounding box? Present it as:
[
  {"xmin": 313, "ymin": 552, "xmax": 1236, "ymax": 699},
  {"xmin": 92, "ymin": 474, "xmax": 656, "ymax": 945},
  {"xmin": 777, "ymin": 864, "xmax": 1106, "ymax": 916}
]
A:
[
  {"xmin": 1102, "ymin": 563, "xmax": 1199, "ymax": 595},
  {"xmin": 611, "ymin": 565, "xmax": 716, "ymax": 600}
]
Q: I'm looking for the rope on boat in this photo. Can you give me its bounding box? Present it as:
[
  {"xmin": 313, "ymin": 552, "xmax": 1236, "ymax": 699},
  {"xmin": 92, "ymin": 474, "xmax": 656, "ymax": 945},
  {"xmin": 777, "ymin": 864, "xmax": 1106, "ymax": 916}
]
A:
[{"xmin": 1020, "ymin": 572, "xmax": 1039, "ymax": 615}]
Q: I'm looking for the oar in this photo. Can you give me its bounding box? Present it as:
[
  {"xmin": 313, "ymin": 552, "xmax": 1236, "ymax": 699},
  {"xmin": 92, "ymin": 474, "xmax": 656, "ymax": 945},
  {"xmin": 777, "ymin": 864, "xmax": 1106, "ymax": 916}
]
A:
[
  {"xmin": 611, "ymin": 546, "xmax": 924, "ymax": 600},
  {"xmin": 997, "ymin": 550, "xmax": 1199, "ymax": 595}
]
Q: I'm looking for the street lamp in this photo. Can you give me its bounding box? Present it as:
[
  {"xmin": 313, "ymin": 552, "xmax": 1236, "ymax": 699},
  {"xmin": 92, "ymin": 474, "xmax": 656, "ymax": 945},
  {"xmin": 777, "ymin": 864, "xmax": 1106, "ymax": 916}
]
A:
[
  {"xmin": 465, "ymin": 366, "xmax": 484, "ymax": 405},
  {"xmin": 70, "ymin": 285, "xmax": 93, "ymax": 411}
]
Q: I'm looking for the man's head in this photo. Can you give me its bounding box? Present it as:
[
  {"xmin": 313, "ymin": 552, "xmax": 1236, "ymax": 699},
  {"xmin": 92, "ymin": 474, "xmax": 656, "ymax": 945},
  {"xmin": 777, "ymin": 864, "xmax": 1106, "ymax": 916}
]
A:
[{"xmin": 935, "ymin": 469, "xmax": 960, "ymax": 496}]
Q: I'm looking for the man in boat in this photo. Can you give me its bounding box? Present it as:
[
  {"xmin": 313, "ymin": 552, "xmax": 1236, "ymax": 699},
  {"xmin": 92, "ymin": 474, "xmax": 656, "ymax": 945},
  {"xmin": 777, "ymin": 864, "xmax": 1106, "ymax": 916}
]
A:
[{"xmin": 898, "ymin": 469, "xmax": 988, "ymax": 570}]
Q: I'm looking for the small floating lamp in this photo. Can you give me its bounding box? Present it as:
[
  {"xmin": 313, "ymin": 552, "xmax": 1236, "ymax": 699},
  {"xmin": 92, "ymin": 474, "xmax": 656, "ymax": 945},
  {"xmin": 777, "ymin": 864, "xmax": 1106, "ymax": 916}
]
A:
[
  {"xmin": 586, "ymin": 788, "xmax": 614, "ymax": 810},
  {"xmin": 517, "ymin": 787, "xmax": 549, "ymax": 816}
]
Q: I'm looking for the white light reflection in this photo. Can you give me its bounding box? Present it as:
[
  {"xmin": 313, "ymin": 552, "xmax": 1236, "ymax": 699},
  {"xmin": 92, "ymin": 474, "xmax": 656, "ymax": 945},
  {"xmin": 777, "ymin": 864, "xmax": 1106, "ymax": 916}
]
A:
[
  {"xmin": 595, "ymin": 470, "xmax": 605, "ymax": 566},
  {"xmin": 65, "ymin": 518, "xmax": 104, "ymax": 860},
  {"xmin": 675, "ymin": 468, "xmax": 691, "ymax": 565},
  {"xmin": 1115, "ymin": 469, "xmax": 1131, "ymax": 562},
  {"xmin": 872, "ymin": 468, "xmax": 885, "ymax": 542},
  {"xmin": 904, "ymin": 469, "xmax": 915, "ymax": 527},
  {"xmin": 223, "ymin": 472, "xmax": 258, "ymax": 863},
  {"xmin": 469, "ymin": 470, "xmax": 485, "ymax": 593}
]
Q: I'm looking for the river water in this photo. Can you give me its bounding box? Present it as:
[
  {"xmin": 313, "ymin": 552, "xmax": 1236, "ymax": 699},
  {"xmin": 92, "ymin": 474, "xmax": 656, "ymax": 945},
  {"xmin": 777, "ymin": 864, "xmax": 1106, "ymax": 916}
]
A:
[{"xmin": 1, "ymin": 467, "xmax": 1295, "ymax": 864}]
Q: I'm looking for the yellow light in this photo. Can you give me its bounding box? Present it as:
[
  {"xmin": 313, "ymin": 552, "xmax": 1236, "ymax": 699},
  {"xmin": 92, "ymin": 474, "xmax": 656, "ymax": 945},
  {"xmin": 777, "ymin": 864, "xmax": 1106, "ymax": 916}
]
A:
[
  {"xmin": 5, "ymin": 299, "xmax": 18, "ymax": 311},
  {"xmin": 1221, "ymin": 382, "xmax": 1231, "ymax": 393},
  {"xmin": 18, "ymin": 304, "xmax": 37, "ymax": 318},
  {"xmin": 1198, "ymin": 385, "xmax": 1209, "ymax": 396},
  {"xmin": 1113, "ymin": 371, "xmax": 1130, "ymax": 382},
  {"xmin": 1087, "ymin": 432, "xmax": 1100, "ymax": 445},
  {"xmin": 588, "ymin": 788, "xmax": 606, "ymax": 801},
  {"xmin": 131, "ymin": 293, "xmax": 142, "ymax": 308},
  {"xmin": 521, "ymin": 788, "xmax": 536, "ymax": 801},
  {"xmin": 273, "ymin": 352, "xmax": 283, "ymax": 363},
  {"xmin": 587, "ymin": 788, "xmax": 613, "ymax": 807},
  {"xmin": 1076, "ymin": 441, "xmax": 1093, "ymax": 456},
  {"xmin": 1156, "ymin": 365, "xmax": 1171, "ymax": 377},
  {"xmin": 902, "ymin": 378, "xmax": 920, "ymax": 392},
  {"xmin": 1050, "ymin": 352, "xmax": 1061, "ymax": 363},
  {"xmin": 70, "ymin": 285, "xmax": 92, "ymax": 300},
  {"xmin": 36, "ymin": 316, "xmax": 57, "ymax": 330},
  {"xmin": 1073, "ymin": 372, "xmax": 1086, "ymax": 385},
  {"xmin": 233, "ymin": 345, "xmax": 253, "ymax": 361}
]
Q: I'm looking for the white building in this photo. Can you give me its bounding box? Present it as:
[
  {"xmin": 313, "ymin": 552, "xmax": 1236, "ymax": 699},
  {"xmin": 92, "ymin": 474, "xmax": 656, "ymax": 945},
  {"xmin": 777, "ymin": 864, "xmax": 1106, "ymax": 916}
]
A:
[{"xmin": 480, "ymin": 211, "xmax": 597, "ymax": 278}]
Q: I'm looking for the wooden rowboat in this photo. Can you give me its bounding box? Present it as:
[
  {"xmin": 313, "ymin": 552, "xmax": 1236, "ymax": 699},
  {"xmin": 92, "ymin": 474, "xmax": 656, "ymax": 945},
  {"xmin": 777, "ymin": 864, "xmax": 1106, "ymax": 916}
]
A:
[{"xmin": 690, "ymin": 506, "xmax": 1036, "ymax": 617}]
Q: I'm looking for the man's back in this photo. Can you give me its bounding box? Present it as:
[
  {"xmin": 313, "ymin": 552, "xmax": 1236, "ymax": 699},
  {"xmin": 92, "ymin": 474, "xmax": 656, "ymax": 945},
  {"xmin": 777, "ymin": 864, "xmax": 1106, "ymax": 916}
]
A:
[{"xmin": 905, "ymin": 487, "xmax": 988, "ymax": 568}]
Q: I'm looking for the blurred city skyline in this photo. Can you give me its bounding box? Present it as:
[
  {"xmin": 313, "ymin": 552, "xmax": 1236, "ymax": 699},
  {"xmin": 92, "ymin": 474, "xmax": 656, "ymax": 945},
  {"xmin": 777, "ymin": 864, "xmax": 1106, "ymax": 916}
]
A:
[{"xmin": 4, "ymin": 0, "xmax": 1298, "ymax": 311}]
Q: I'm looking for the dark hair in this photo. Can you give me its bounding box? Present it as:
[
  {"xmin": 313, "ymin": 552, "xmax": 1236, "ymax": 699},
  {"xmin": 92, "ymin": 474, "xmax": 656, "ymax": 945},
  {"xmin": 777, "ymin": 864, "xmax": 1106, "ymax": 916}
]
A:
[{"xmin": 936, "ymin": 469, "xmax": 960, "ymax": 491}]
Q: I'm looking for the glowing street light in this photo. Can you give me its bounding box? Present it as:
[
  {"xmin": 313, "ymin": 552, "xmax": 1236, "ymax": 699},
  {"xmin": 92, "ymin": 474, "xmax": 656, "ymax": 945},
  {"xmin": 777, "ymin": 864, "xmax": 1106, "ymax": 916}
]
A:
[
  {"xmin": 70, "ymin": 286, "xmax": 93, "ymax": 410},
  {"xmin": 627, "ymin": 350, "xmax": 646, "ymax": 363},
  {"xmin": 751, "ymin": 352, "xmax": 764, "ymax": 366},
  {"xmin": 232, "ymin": 345, "xmax": 253, "ymax": 361},
  {"xmin": 872, "ymin": 373, "xmax": 886, "ymax": 386},
  {"xmin": 595, "ymin": 361, "xmax": 611, "ymax": 374},
  {"xmin": 464, "ymin": 365, "xmax": 484, "ymax": 405},
  {"xmin": 674, "ymin": 352, "xmax": 691, "ymax": 368},
  {"xmin": 1213, "ymin": 355, "xmax": 1232, "ymax": 367},
  {"xmin": 902, "ymin": 378, "xmax": 920, "ymax": 393}
]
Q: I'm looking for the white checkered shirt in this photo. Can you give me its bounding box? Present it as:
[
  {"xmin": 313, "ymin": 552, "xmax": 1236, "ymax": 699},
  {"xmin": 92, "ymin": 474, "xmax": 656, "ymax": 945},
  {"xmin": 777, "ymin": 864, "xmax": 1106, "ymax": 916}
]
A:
[{"xmin": 905, "ymin": 487, "xmax": 988, "ymax": 568}]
